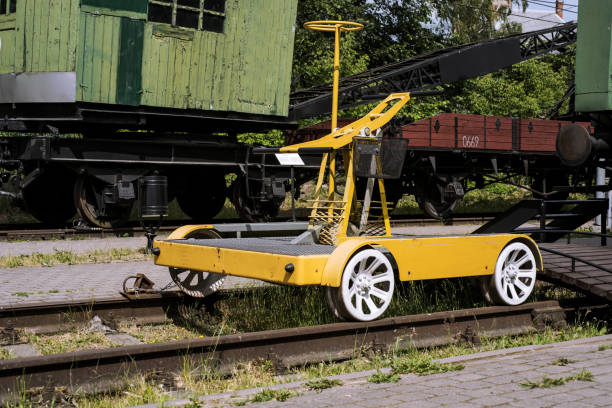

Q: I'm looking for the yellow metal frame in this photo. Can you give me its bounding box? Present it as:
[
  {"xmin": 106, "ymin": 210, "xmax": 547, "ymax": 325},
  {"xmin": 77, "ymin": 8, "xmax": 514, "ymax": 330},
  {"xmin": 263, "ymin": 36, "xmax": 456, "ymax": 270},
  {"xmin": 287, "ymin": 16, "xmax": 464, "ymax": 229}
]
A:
[{"xmin": 154, "ymin": 231, "xmax": 542, "ymax": 287}]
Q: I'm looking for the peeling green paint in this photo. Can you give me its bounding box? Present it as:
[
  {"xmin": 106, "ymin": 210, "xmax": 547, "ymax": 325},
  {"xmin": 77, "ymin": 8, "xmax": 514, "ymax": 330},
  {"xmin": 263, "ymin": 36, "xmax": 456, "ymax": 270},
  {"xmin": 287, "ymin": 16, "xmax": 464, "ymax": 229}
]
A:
[{"xmin": 116, "ymin": 18, "xmax": 144, "ymax": 106}]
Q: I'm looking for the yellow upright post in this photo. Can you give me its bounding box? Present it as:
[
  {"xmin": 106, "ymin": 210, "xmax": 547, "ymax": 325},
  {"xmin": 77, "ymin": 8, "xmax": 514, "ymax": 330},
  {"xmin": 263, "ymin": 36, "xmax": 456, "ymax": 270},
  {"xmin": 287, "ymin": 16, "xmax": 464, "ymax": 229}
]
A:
[{"xmin": 304, "ymin": 21, "xmax": 363, "ymax": 131}]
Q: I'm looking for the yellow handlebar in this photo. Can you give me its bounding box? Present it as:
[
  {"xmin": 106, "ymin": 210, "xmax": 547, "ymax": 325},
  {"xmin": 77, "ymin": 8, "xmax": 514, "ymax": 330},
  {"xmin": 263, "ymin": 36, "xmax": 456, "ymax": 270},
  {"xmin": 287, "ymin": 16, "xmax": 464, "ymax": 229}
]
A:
[{"xmin": 304, "ymin": 20, "xmax": 364, "ymax": 32}]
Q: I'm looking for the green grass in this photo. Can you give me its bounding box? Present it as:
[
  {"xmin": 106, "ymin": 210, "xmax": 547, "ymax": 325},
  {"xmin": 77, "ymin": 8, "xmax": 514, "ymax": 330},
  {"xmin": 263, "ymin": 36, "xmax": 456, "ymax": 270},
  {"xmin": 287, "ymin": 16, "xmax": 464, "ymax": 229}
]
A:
[
  {"xmin": 390, "ymin": 355, "xmax": 464, "ymax": 376},
  {"xmin": 0, "ymin": 248, "xmax": 149, "ymax": 268},
  {"xmin": 366, "ymin": 355, "xmax": 464, "ymax": 384},
  {"xmin": 367, "ymin": 370, "xmax": 400, "ymax": 384},
  {"xmin": 191, "ymin": 279, "xmax": 487, "ymax": 336},
  {"xmin": 520, "ymin": 369, "xmax": 593, "ymax": 389},
  {"xmin": 305, "ymin": 378, "xmax": 343, "ymax": 391},
  {"xmin": 598, "ymin": 343, "xmax": 612, "ymax": 351},
  {"xmin": 0, "ymin": 347, "xmax": 11, "ymax": 360},
  {"xmin": 233, "ymin": 388, "xmax": 296, "ymax": 406},
  {"xmin": 553, "ymin": 357, "xmax": 576, "ymax": 366}
]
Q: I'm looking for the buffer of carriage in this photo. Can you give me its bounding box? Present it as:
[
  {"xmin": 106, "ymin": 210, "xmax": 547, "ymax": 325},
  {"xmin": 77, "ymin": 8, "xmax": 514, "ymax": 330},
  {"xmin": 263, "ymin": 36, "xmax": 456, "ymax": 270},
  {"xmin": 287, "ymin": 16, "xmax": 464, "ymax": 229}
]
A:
[{"xmin": 152, "ymin": 21, "xmax": 542, "ymax": 322}]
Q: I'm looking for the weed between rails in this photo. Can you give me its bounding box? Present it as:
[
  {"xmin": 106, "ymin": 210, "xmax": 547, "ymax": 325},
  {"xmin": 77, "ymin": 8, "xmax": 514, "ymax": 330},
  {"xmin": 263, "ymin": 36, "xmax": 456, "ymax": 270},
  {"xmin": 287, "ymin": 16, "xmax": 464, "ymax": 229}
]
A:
[
  {"xmin": 520, "ymin": 369, "xmax": 594, "ymax": 389},
  {"xmin": 201, "ymin": 278, "xmax": 488, "ymax": 335}
]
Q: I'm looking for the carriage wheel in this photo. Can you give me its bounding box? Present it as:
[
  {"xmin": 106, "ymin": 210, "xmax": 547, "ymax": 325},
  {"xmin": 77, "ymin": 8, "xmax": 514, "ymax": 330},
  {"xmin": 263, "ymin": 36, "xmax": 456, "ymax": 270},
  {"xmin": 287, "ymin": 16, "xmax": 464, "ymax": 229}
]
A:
[
  {"xmin": 169, "ymin": 228, "xmax": 225, "ymax": 298},
  {"xmin": 414, "ymin": 175, "xmax": 460, "ymax": 220},
  {"xmin": 74, "ymin": 175, "xmax": 132, "ymax": 228},
  {"xmin": 484, "ymin": 241, "xmax": 537, "ymax": 306},
  {"xmin": 22, "ymin": 167, "xmax": 77, "ymax": 226},
  {"xmin": 327, "ymin": 249, "xmax": 395, "ymax": 321},
  {"xmin": 230, "ymin": 176, "xmax": 282, "ymax": 222},
  {"xmin": 176, "ymin": 171, "xmax": 227, "ymax": 222}
]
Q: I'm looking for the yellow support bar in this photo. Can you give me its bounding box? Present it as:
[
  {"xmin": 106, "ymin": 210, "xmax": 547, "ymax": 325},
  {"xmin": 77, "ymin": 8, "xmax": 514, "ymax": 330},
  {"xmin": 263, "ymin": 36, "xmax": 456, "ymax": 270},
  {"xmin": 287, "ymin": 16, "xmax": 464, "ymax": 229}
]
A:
[{"xmin": 280, "ymin": 93, "xmax": 411, "ymax": 153}]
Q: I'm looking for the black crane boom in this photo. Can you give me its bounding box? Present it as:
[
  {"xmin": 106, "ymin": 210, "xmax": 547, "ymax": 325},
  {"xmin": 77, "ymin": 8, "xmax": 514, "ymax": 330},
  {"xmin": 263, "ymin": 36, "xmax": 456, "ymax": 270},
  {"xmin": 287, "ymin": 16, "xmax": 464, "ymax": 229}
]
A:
[{"xmin": 289, "ymin": 22, "xmax": 577, "ymax": 121}]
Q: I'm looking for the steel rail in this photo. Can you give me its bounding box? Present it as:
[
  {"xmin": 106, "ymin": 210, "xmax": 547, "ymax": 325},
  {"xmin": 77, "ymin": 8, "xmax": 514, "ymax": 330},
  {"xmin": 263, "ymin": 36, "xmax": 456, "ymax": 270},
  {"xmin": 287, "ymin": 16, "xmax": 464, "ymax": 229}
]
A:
[
  {"xmin": 0, "ymin": 213, "xmax": 498, "ymax": 241},
  {"xmin": 0, "ymin": 293, "xmax": 182, "ymax": 335},
  {"xmin": 0, "ymin": 300, "xmax": 568, "ymax": 398},
  {"xmin": 0, "ymin": 287, "xmax": 268, "ymax": 335}
]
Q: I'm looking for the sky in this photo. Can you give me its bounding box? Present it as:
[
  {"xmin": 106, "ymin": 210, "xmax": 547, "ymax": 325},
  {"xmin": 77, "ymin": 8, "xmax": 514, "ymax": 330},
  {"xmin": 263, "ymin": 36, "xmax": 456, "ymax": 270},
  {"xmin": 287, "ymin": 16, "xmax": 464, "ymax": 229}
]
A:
[{"xmin": 526, "ymin": 0, "xmax": 579, "ymax": 21}]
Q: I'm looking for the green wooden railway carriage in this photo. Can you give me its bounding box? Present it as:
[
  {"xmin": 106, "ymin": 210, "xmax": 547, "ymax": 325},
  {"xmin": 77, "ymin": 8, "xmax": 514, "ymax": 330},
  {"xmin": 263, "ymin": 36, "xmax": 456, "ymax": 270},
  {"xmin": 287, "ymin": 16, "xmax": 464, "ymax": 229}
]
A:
[
  {"xmin": 0, "ymin": 0, "xmax": 298, "ymax": 131},
  {"xmin": 0, "ymin": 0, "xmax": 302, "ymax": 228}
]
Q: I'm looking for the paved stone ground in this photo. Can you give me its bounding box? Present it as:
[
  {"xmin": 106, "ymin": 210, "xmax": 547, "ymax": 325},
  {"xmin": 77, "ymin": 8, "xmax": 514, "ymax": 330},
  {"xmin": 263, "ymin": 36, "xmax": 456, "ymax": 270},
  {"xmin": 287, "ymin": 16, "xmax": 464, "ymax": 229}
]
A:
[
  {"xmin": 136, "ymin": 334, "xmax": 612, "ymax": 408},
  {"xmin": 0, "ymin": 261, "xmax": 261, "ymax": 308},
  {"xmin": 0, "ymin": 236, "xmax": 162, "ymax": 257}
]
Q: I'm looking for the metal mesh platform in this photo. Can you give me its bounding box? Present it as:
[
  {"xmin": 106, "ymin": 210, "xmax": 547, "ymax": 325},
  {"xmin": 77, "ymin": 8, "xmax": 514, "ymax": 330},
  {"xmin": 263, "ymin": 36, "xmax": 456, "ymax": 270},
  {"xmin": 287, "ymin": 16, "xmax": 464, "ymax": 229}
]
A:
[{"xmin": 168, "ymin": 237, "xmax": 336, "ymax": 256}]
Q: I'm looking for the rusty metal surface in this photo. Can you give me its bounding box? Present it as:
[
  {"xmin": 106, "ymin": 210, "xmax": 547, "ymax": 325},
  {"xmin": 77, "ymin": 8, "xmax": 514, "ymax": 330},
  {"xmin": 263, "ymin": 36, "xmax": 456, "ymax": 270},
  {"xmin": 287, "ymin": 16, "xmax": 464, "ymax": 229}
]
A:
[
  {"xmin": 0, "ymin": 300, "xmax": 563, "ymax": 398},
  {"xmin": 0, "ymin": 293, "xmax": 182, "ymax": 335}
]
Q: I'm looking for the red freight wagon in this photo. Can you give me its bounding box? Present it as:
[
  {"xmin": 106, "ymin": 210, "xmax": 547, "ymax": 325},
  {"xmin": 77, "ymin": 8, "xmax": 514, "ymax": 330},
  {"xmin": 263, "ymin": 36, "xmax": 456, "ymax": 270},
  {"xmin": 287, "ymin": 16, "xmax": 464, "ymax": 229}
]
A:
[
  {"xmin": 399, "ymin": 113, "xmax": 591, "ymax": 153},
  {"xmin": 287, "ymin": 114, "xmax": 594, "ymax": 220},
  {"xmin": 289, "ymin": 114, "xmax": 591, "ymax": 154}
]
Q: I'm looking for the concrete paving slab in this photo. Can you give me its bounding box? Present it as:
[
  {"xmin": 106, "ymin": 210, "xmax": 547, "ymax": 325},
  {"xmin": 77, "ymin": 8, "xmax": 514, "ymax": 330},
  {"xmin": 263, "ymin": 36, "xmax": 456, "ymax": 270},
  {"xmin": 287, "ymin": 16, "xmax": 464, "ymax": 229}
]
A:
[
  {"xmin": 0, "ymin": 261, "xmax": 263, "ymax": 308},
  {"xmin": 3, "ymin": 344, "xmax": 41, "ymax": 357},
  {"xmin": 106, "ymin": 333, "xmax": 143, "ymax": 346},
  {"xmin": 0, "ymin": 236, "xmax": 159, "ymax": 257}
]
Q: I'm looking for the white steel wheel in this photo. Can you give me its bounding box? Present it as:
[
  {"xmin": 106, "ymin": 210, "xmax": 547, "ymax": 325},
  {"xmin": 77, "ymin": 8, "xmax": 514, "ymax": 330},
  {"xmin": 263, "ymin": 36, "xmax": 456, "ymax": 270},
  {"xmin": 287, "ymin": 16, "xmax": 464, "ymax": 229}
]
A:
[
  {"xmin": 336, "ymin": 249, "xmax": 395, "ymax": 321},
  {"xmin": 169, "ymin": 228, "xmax": 225, "ymax": 298},
  {"xmin": 490, "ymin": 241, "xmax": 537, "ymax": 306}
]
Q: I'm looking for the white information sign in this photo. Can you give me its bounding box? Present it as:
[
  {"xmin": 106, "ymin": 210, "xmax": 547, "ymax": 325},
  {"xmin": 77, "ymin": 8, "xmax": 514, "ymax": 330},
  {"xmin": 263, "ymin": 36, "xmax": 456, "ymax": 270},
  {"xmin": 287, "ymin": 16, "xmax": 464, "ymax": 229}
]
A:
[{"xmin": 275, "ymin": 153, "xmax": 305, "ymax": 166}]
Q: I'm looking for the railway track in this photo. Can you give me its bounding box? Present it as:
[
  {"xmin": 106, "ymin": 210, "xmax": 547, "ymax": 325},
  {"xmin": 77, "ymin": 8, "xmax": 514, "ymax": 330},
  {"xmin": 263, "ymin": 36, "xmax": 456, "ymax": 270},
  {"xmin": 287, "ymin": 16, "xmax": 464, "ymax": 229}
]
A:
[
  {"xmin": 0, "ymin": 213, "xmax": 497, "ymax": 241},
  {"xmin": 0, "ymin": 299, "xmax": 606, "ymax": 399},
  {"xmin": 0, "ymin": 287, "xmax": 267, "ymax": 335}
]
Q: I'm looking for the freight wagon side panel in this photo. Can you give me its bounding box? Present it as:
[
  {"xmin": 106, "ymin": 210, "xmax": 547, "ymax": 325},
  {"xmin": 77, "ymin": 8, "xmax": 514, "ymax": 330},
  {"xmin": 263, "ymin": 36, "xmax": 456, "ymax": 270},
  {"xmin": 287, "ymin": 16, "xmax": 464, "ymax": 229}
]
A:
[
  {"xmin": 402, "ymin": 118, "xmax": 429, "ymax": 148},
  {"xmin": 519, "ymin": 119, "xmax": 558, "ymax": 152},
  {"xmin": 484, "ymin": 116, "xmax": 513, "ymax": 151},
  {"xmin": 429, "ymin": 113, "xmax": 455, "ymax": 148},
  {"xmin": 457, "ymin": 114, "xmax": 485, "ymax": 150}
]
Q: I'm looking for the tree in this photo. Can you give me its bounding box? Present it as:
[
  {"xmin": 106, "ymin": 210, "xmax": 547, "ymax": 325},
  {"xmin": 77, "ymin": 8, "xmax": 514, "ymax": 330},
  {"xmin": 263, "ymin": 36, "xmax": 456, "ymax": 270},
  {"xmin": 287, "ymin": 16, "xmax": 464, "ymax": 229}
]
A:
[{"xmin": 434, "ymin": 0, "xmax": 528, "ymax": 44}]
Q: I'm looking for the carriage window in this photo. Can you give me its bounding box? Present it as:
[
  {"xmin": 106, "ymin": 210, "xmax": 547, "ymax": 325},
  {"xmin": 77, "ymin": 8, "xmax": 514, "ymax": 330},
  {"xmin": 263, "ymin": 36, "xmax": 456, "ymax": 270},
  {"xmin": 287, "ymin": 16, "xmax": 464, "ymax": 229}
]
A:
[
  {"xmin": 148, "ymin": 0, "xmax": 225, "ymax": 33},
  {"xmin": 1, "ymin": 0, "xmax": 17, "ymax": 15}
]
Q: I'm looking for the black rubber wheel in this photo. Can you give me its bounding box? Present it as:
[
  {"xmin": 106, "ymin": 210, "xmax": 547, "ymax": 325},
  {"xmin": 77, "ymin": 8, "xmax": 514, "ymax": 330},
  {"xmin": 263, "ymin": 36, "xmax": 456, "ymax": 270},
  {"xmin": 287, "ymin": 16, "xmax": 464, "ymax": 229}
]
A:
[
  {"xmin": 74, "ymin": 175, "xmax": 133, "ymax": 228},
  {"xmin": 230, "ymin": 176, "xmax": 282, "ymax": 222},
  {"xmin": 176, "ymin": 171, "xmax": 227, "ymax": 222},
  {"xmin": 22, "ymin": 167, "xmax": 77, "ymax": 226},
  {"xmin": 414, "ymin": 175, "xmax": 460, "ymax": 220}
]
